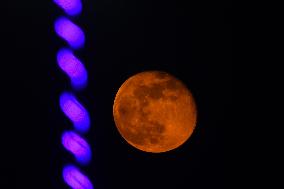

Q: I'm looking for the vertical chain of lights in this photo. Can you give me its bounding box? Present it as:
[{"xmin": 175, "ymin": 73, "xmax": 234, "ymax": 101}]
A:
[{"xmin": 53, "ymin": 0, "xmax": 93, "ymax": 189}]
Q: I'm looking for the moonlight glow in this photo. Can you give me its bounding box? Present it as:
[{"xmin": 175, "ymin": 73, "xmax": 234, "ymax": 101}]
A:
[{"xmin": 113, "ymin": 71, "xmax": 197, "ymax": 153}]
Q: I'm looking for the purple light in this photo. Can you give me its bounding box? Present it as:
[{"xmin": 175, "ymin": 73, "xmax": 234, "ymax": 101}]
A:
[
  {"xmin": 54, "ymin": 0, "xmax": 82, "ymax": 16},
  {"xmin": 54, "ymin": 17, "xmax": 85, "ymax": 49},
  {"xmin": 57, "ymin": 48, "xmax": 87, "ymax": 89},
  {"xmin": 60, "ymin": 92, "xmax": 90, "ymax": 133},
  {"xmin": 62, "ymin": 131, "xmax": 91, "ymax": 164},
  {"xmin": 63, "ymin": 165, "xmax": 94, "ymax": 189}
]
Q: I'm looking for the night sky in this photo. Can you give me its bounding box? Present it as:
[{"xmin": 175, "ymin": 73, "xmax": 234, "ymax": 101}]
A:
[{"xmin": 2, "ymin": 0, "xmax": 231, "ymax": 188}]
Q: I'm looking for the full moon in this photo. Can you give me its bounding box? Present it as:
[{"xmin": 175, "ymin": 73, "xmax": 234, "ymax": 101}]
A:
[{"xmin": 113, "ymin": 71, "xmax": 197, "ymax": 153}]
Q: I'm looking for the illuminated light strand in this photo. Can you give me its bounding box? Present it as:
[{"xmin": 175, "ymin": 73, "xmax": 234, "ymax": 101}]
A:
[
  {"xmin": 57, "ymin": 48, "xmax": 88, "ymax": 90},
  {"xmin": 54, "ymin": 17, "xmax": 85, "ymax": 49},
  {"xmin": 63, "ymin": 165, "xmax": 94, "ymax": 189},
  {"xmin": 53, "ymin": 0, "xmax": 82, "ymax": 16},
  {"xmin": 62, "ymin": 131, "xmax": 92, "ymax": 165},
  {"xmin": 60, "ymin": 92, "xmax": 90, "ymax": 133},
  {"xmin": 54, "ymin": 0, "xmax": 93, "ymax": 188}
]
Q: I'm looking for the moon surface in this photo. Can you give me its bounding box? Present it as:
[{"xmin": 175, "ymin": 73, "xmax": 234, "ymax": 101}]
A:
[{"xmin": 113, "ymin": 71, "xmax": 197, "ymax": 153}]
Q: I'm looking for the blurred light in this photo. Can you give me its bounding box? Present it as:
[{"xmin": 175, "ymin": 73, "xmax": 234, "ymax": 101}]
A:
[
  {"xmin": 63, "ymin": 165, "xmax": 94, "ymax": 189},
  {"xmin": 57, "ymin": 48, "xmax": 87, "ymax": 90},
  {"xmin": 53, "ymin": 0, "xmax": 82, "ymax": 16},
  {"xmin": 62, "ymin": 131, "xmax": 91, "ymax": 164},
  {"xmin": 60, "ymin": 92, "xmax": 90, "ymax": 133},
  {"xmin": 54, "ymin": 17, "xmax": 85, "ymax": 49}
]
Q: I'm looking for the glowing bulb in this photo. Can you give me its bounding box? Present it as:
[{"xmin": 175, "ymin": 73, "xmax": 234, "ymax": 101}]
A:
[
  {"xmin": 60, "ymin": 92, "xmax": 90, "ymax": 133},
  {"xmin": 63, "ymin": 165, "xmax": 94, "ymax": 189},
  {"xmin": 53, "ymin": 0, "xmax": 82, "ymax": 16},
  {"xmin": 57, "ymin": 48, "xmax": 87, "ymax": 89},
  {"xmin": 62, "ymin": 130, "xmax": 91, "ymax": 164},
  {"xmin": 54, "ymin": 17, "xmax": 85, "ymax": 49}
]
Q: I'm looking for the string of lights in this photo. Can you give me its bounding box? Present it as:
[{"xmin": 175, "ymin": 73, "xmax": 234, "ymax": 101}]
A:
[{"xmin": 53, "ymin": 0, "xmax": 93, "ymax": 188}]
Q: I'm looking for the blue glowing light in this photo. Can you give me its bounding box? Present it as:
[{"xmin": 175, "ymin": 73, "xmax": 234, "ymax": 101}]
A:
[
  {"xmin": 63, "ymin": 165, "xmax": 94, "ymax": 189},
  {"xmin": 60, "ymin": 92, "xmax": 90, "ymax": 133},
  {"xmin": 54, "ymin": 17, "xmax": 85, "ymax": 49},
  {"xmin": 53, "ymin": 0, "xmax": 82, "ymax": 16},
  {"xmin": 57, "ymin": 48, "xmax": 87, "ymax": 89},
  {"xmin": 62, "ymin": 131, "xmax": 91, "ymax": 164}
]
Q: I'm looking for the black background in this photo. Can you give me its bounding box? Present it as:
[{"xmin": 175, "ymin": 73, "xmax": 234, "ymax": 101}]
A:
[{"xmin": 2, "ymin": 0, "xmax": 231, "ymax": 188}]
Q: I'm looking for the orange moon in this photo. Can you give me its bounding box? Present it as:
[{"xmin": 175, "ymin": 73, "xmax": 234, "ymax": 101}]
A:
[{"xmin": 113, "ymin": 71, "xmax": 197, "ymax": 153}]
